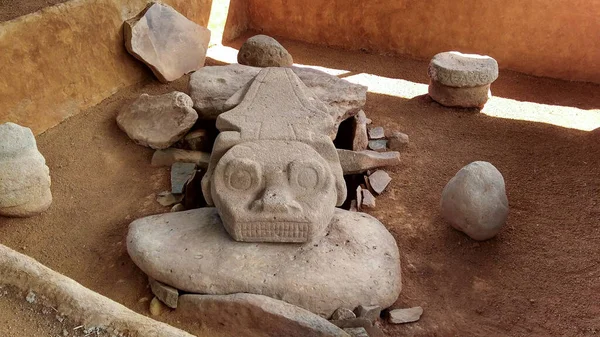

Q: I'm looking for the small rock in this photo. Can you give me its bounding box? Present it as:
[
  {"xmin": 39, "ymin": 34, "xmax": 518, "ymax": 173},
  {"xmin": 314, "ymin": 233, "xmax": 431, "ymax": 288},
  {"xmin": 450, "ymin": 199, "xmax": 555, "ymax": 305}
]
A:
[
  {"xmin": 344, "ymin": 327, "xmax": 369, "ymax": 337},
  {"xmin": 355, "ymin": 305, "xmax": 382, "ymax": 323},
  {"xmin": 178, "ymin": 293, "xmax": 348, "ymax": 337},
  {"xmin": 238, "ymin": 34, "xmax": 293, "ymax": 67},
  {"xmin": 124, "ymin": 3, "xmax": 211, "ymax": 82},
  {"xmin": 337, "ymin": 150, "xmax": 401, "ymax": 175},
  {"xmin": 368, "ymin": 140, "xmax": 387, "ymax": 152},
  {"xmin": 332, "ymin": 307, "xmax": 357, "ymax": 321},
  {"xmin": 368, "ymin": 127, "xmax": 385, "ymax": 140},
  {"xmin": 151, "ymin": 148, "xmax": 211, "ymax": 168},
  {"xmin": 171, "ymin": 162, "xmax": 197, "ymax": 194},
  {"xmin": 361, "ymin": 190, "xmax": 376, "ymax": 209},
  {"xmin": 178, "ymin": 129, "xmax": 212, "ymax": 152},
  {"xmin": 388, "ymin": 306, "xmax": 423, "ymax": 324},
  {"xmin": 349, "ymin": 200, "xmax": 358, "ymax": 212},
  {"xmin": 352, "ymin": 110, "xmax": 369, "ymax": 151},
  {"xmin": 156, "ymin": 191, "xmax": 184, "ymax": 207},
  {"xmin": 387, "ymin": 131, "xmax": 409, "ymax": 151},
  {"xmin": 149, "ymin": 278, "xmax": 179, "ymax": 309},
  {"xmin": 117, "ymin": 92, "xmax": 198, "ymax": 149},
  {"xmin": 25, "ymin": 291, "xmax": 36, "ymax": 303},
  {"xmin": 367, "ymin": 171, "xmax": 391, "ymax": 195},
  {"xmin": 440, "ymin": 161, "xmax": 508, "ymax": 240},
  {"xmin": 356, "ymin": 186, "xmax": 363, "ymax": 211},
  {"xmin": 149, "ymin": 296, "xmax": 168, "ymax": 316},
  {"xmin": 170, "ymin": 203, "xmax": 185, "ymax": 212}
]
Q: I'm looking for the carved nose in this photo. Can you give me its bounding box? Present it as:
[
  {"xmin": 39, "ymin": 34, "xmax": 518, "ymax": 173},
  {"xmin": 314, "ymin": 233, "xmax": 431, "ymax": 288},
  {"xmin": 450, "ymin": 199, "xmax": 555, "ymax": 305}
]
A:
[{"xmin": 253, "ymin": 188, "xmax": 301, "ymax": 213}]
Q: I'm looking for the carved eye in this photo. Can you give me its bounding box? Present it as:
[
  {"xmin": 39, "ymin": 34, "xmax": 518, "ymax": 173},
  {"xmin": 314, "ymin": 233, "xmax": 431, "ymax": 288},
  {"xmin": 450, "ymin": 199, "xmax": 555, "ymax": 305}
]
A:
[
  {"xmin": 225, "ymin": 159, "xmax": 262, "ymax": 191},
  {"xmin": 288, "ymin": 160, "xmax": 327, "ymax": 192}
]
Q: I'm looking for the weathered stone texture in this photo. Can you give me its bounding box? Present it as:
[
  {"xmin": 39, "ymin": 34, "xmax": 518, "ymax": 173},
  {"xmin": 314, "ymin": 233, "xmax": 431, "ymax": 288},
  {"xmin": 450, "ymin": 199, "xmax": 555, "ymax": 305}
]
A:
[
  {"xmin": 428, "ymin": 51, "xmax": 498, "ymax": 87},
  {"xmin": 238, "ymin": 34, "xmax": 294, "ymax": 67}
]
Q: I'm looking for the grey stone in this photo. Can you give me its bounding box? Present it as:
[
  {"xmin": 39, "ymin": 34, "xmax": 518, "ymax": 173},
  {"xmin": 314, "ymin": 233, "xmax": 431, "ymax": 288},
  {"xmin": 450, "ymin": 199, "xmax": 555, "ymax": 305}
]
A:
[
  {"xmin": 356, "ymin": 186, "xmax": 363, "ymax": 211},
  {"xmin": 126, "ymin": 207, "xmax": 402, "ymax": 318},
  {"xmin": 367, "ymin": 127, "xmax": 384, "ymax": 140},
  {"xmin": 388, "ymin": 306, "xmax": 423, "ymax": 324},
  {"xmin": 387, "ymin": 131, "xmax": 409, "ymax": 151},
  {"xmin": 367, "ymin": 171, "xmax": 391, "ymax": 195},
  {"xmin": 178, "ymin": 129, "xmax": 211, "ymax": 152},
  {"xmin": 368, "ymin": 140, "xmax": 387, "ymax": 152},
  {"xmin": 178, "ymin": 293, "xmax": 349, "ymax": 337},
  {"xmin": 188, "ymin": 65, "xmax": 367, "ymax": 126},
  {"xmin": 0, "ymin": 123, "xmax": 52, "ymax": 217},
  {"xmin": 151, "ymin": 148, "xmax": 211, "ymax": 168},
  {"xmin": 343, "ymin": 328, "xmax": 369, "ymax": 337},
  {"xmin": 202, "ymin": 68, "xmax": 346, "ymax": 243},
  {"xmin": 352, "ymin": 111, "xmax": 369, "ymax": 151},
  {"xmin": 332, "ymin": 308, "xmax": 356, "ymax": 321},
  {"xmin": 361, "ymin": 190, "xmax": 376, "ymax": 209},
  {"xmin": 354, "ymin": 305, "xmax": 382, "ymax": 323},
  {"xmin": 156, "ymin": 191, "xmax": 183, "ymax": 207},
  {"xmin": 429, "ymin": 80, "xmax": 491, "ymax": 108},
  {"xmin": 149, "ymin": 278, "xmax": 178, "ymax": 309},
  {"xmin": 238, "ymin": 34, "xmax": 294, "ymax": 68},
  {"xmin": 440, "ymin": 161, "xmax": 508, "ymax": 240},
  {"xmin": 124, "ymin": 3, "xmax": 211, "ymax": 83},
  {"xmin": 337, "ymin": 150, "xmax": 401, "ymax": 175},
  {"xmin": 428, "ymin": 51, "xmax": 498, "ymax": 87},
  {"xmin": 117, "ymin": 92, "xmax": 198, "ymax": 149},
  {"xmin": 349, "ymin": 200, "xmax": 358, "ymax": 212},
  {"xmin": 171, "ymin": 162, "xmax": 197, "ymax": 194}
]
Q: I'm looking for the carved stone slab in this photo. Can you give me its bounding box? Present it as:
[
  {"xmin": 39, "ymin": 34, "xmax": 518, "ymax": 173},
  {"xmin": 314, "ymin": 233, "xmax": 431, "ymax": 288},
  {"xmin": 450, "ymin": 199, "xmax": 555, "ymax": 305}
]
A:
[{"xmin": 428, "ymin": 51, "xmax": 498, "ymax": 87}]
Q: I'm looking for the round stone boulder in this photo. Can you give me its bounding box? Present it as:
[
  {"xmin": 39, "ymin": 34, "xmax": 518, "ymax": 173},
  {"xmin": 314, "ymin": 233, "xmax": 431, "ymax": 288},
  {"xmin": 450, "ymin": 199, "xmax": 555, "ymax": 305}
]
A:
[
  {"xmin": 238, "ymin": 35, "xmax": 294, "ymax": 68},
  {"xmin": 440, "ymin": 161, "xmax": 508, "ymax": 240},
  {"xmin": 428, "ymin": 51, "xmax": 498, "ymax": 108},
  {"xmin": 0, "ymin": 123, "xmax": 52, "ymax": 217}
]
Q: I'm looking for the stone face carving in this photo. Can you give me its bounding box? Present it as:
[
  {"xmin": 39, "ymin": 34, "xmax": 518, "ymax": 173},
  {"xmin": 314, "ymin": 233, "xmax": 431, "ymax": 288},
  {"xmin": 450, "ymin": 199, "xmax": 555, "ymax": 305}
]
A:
[
  {"xmin": 0, "ymin": 123, "xmax": 52, "ymax": 217},
  {"xmin": 428, "ymin": 51, "xmax": 498, "ymax": 108},
  {"xmin": 124, "ymin": 3, "xmax": 211, "ymax": 83},
  {"xmin": 202, "ymin": 67, "xmax": 346, "ymax": 242}
]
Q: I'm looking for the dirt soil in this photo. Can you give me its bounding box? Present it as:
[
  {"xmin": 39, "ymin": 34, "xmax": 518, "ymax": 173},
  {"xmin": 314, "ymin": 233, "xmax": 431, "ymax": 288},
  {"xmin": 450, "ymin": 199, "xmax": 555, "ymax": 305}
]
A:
[
  {"xmin": 1, "ymin": 34, "xmax": 600, "ymax": 337},
  {"xmin": 0, "ymin": 0, "xmax": 69, "ymax": 22}
]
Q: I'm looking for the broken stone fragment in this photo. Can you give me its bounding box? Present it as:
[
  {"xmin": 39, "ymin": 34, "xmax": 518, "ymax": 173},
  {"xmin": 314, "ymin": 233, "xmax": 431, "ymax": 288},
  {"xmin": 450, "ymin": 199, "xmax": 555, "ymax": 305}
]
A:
[
  {"xmin": 124, "ymin": 3, "xmax": 211, "ymax": 83},
  {"xmin": 366, "ymin": 171, "xmax": 391, "ymax": 195},
  {"xmin": 337, "ymin": 150, "xmax": 401, "ymax": 175},
  {"xmin": 367, "ymin": 127, "xmax": 385, "ymax": 140},
  {"xmin": 356, "ymin": 186, "xmax": 363, "ymax": 211},
  {"xmin": 361, "ymin": 190, "xmax": 376, "ymax": 209},
  {"xmin": 368, "ymin": 140, "xmax": 387, "ymax": 152},
  {"xmin": 352, "ymin": 111, "xmax": 369, "ymax": 151},
  {"xmin": 177, "ymin": 129, "xmax": 212, "ymax": 152},
  {"xmin": 440, "ymin": 161, "xmax": 508, "ymax": 240},
  {"xmin": 188, "ymin": 64, "xmax": 367, "ymax": 127},
  {"xmin": 149, "ymin": 278, "xmax": 179, "ymax": 309},
  {"xmin": 171, "ymin": 162, "xmax": 197, "ymax": 194},
  {"xmin": 427, "ymin": 51, "xmax": 498, "ymax": 108},
  {"xmin": 332, "ymin": 308, "xmax": 357, "ymax": 321},
  {"xmin": 387, "ymin": 131, "xmax": 409, "ymax": 151},
  {"xmin": 117, "ymin": 92, "xmax": 198, "ymax": 150},
  {"xmin": 127, "ymin": 208, "xmax": 401, "ymax": 318},
  {"xmin": 156, "ymin": 191, "xmax": 183, "ymax": 207},
  {"xmin": 0, "ymin": 122, "xmax": 52, "ymax": 217},
  {"xmin": 238, "ymin": 34, "xmax": 294, "ymax": 67},
  {"xmin": 344, "ymin": 327, "xmax": 369, "ymax": 337},
  {"xmin": 388, "ymin": 306, "xmax": 423, "ymax": 324},
  {"xmin": 354, "ymin": 305, "xmax": 382, "ymax": 323},
  {"xmin": 151, "ymin": 149, "xmax": 211, "ymax": 168},
  {"xmin": 178, "ymin": 293, "xmax": 349, "ymax": 337},
  {"xmin": 349, "ymin": 200, "xmax": 358, "ymax": 212}
]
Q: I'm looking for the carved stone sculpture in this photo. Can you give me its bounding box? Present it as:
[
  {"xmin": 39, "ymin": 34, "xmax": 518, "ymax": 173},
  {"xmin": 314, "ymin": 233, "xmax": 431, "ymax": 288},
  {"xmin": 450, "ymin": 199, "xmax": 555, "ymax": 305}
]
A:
[{"xmin": 202, "ymin": 67, "xmax": 346, "ymax": 242}]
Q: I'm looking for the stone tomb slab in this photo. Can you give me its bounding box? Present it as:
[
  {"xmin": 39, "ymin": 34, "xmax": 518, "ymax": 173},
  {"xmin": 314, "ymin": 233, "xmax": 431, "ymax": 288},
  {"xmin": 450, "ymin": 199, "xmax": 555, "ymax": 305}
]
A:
[{"xmin": 127, "ymin": 207, "xmax": 401, "ymax": 318}]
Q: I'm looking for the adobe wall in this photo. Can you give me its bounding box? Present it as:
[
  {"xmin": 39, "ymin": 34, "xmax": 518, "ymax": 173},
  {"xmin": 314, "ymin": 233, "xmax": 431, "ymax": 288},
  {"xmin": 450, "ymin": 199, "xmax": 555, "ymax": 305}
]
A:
[{"xmin": 247, "ymin": 0, "xmax": 600, "ymax": 84}]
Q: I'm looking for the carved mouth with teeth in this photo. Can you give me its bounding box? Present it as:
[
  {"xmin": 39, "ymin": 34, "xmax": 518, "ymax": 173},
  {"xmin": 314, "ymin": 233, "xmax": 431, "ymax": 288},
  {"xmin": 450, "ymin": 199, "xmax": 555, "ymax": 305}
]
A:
[{"xmin": 236, "ymin": 222, "xmax": 310, "ymax": 242}]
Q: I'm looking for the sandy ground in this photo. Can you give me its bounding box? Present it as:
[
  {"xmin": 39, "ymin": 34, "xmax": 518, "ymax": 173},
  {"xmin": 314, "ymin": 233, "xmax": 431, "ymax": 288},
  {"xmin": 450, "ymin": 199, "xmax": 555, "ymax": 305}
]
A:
[
  {"xmin": 1, "ymin": 34, "xmax": 600, "ymax": 337},
  {"xmin": 0, "ymin": 0, "xmax": 69, "ymax": 22}
]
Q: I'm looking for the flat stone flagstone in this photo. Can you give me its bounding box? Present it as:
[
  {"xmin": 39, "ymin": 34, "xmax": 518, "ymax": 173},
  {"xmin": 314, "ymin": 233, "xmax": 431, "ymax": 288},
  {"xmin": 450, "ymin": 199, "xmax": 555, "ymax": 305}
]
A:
[
  {"xmin": 127, "ymin": 207, "xmax": 401, "ymax": 318},
  {"xmin": 367, "ymin": 170, "xmax": 392, "ymax": 195}
]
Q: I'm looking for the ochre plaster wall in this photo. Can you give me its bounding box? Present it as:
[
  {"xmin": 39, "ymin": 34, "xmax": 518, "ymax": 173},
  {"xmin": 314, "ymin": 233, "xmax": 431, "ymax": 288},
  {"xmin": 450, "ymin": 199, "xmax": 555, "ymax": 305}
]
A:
[
  {"xmin": 247, "ymin": 0, "xmax": 600, "ymax": 83},
  {"xmin": 0, "ymin": 0, "xmax": 212, "ymax": 135}
]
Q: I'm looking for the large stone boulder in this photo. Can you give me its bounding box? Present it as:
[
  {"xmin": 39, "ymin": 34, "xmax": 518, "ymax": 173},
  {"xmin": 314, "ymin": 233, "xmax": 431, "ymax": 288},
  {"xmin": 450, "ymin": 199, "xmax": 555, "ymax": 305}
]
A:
[
  {"xmin": 127, "ymin": 207, "xmax": 401, "ymax": 318},
  {"xmin": 117, "ymin": 92, "xmax": 198, "ymax": 150},
  {"xmin": 188, "ymin": 64, "xmax": 367, "ymax": 127},
  {"xmin": 238, "ymin": 35, "xmax": 294, "ymax": 68},
  {"xmin": 0, "ymin": 123, "xmax": 52, "ymax": 217},
  {"xmin": 177, "ymin": 293, "xmax": 350, "ymax": 337},
  {"xmin": 428, "ymin": 51, "xmax": 498, "ymax": 108},
  {"xmin": 124, "ymin": 3, "xmax": 211, "ymax": 83},
  {"xmin": 440, "ymin": 161, "xmax": 509, "ymax": 240}
]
